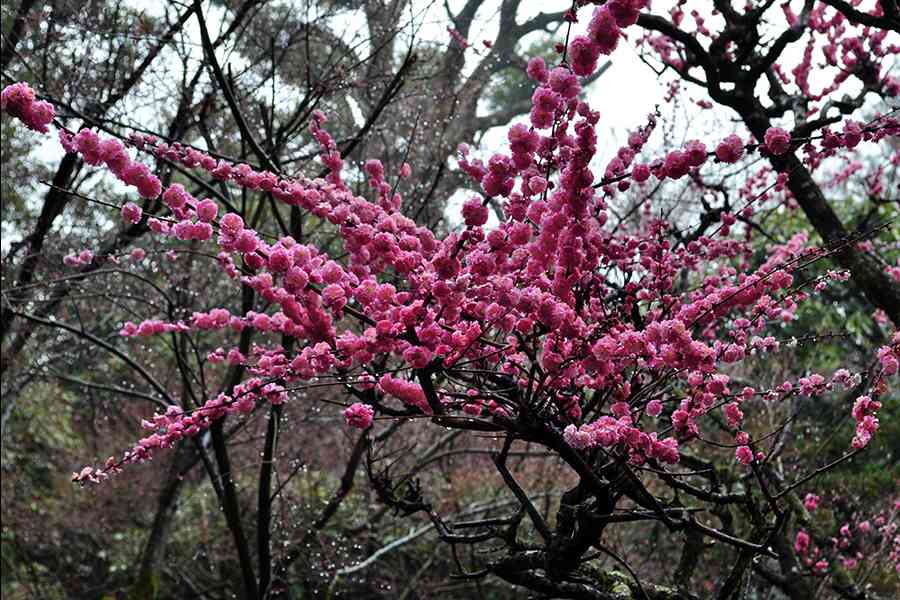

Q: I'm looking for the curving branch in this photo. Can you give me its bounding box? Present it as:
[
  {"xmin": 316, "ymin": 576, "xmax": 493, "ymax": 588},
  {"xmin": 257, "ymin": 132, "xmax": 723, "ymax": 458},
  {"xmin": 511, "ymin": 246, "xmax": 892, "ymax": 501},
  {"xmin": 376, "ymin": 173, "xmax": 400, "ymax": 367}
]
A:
[{"xmin": 819, "ymin": 0, "xmax": 899, "ymax": 32}]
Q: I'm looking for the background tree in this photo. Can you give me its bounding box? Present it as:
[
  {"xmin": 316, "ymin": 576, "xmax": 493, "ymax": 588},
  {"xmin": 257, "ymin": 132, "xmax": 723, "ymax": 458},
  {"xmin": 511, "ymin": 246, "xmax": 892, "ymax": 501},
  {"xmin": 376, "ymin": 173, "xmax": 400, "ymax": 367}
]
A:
[{"xmin": 2, "ymin": 1, "xmax": 585, "ymax": 598}]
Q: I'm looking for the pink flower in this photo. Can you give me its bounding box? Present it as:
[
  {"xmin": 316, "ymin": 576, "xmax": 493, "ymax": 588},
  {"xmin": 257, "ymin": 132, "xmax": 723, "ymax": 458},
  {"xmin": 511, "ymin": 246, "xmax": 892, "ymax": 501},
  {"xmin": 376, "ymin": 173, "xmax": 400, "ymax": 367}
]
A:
[
  {"xmin": 364, "ymin": 159, "xmax": 385, "ymax": 180},
  {"xmin": 462, "ymin": 197, "xmax": 489, "ymax": 226},
  {"xmin": 663, "ymin": 150, "xmax": 690, "ymax": 179},
  {"xmin": 196, "ymin": 199, "xmax": 218, "ymax": 222},
  {"xmin": 75, "ymin": 130, "xmax": 104, "ymax": 165},
  {"xmin": 121, "ymin": 202, "xmax": 142, "ymax": 224},
  {"xmin": 563, "ymin": 424, "xmax": 593, "ymax": 449},
  {"xmin": 1, "ymin": 81, "xmax": 35, "ymax": 112},
  {"xmin": 235, "ymin": 230, "xmax": 259, "ymax": 253},
  {"xmin": 798, "ymin": 373, "xmax": 825, "ymax": 396},
  {"xmin": 526, "ymin": 57, "xmax": 549, "ymax": 82},
  {"xmin": 343, "ymin": 402, "xmax": 374, "ymax": 429},
  {"xmin": 764, "ymin": 127, "xmax": 792, "ymax": 155},
  {"xmin": 851, "ymin": 395, "xmax": 881, "ymax": 449},
  {"xmin": 683, "ymin": 139, "xmax": 707, "ymax": 167},
  {"xmin": 135, "ymin": 172, "xmax": 162, "ymax": 199},
  {"xmin": 646, "ymin": 399, "xmax": 663, "ymax": 417},
  {"xmin": 162, "ymin": 184, "xmax": 190, "ymax": 210},
  {"xmin": 842, "ymin": 120, "xmax": 863, "ymax": 148},
  {"xmin": 532, "ymin": 86, "xmax": 562, "ymax": 111},
  {"xmin": 632, "ymin": 163, "xmax": 651, "ymax": 182},
  {"xmin": 463, "ymin": 401, "xmax": 482, "ymax": 415},
  {"xmin": 528, "ymin": 176, "xmax": 548, "ymax": 194},
  {"xmin": 403, "ymin": 345, "xmax": 433, "ymax": 369},
  {"xmin": 548, "ymin": 67, "xmax": 581, "ymax": 99},
  {"xmin": 735, "ymin": 445, "xmax": 753, "ymax": 464},
  {"xmin": 715, "ymin": 134, "xmax": 744, "ymax": 163},
  {"xmin": 588, "ymin": 7, "xmax": 621, "ymax": 55},
  {"xmin": 26, "ymin": 100, "xmax": 55, "ymax": 133},
  {"xmin": 378, "ymin": 374, "xmax": 430, "ymax": 413},
  {"xmin": 795, "ymin": 530, "xmax": 810, "ymax": 554},
  {"xmin": 719, "ymin": 342, "xmax": 744, "ymax": 364},
  {"xmin": 220, "ymin": 212, "xmax": 244, "ymax": 234},
  {"xmin": 569, "ymin": 36, "xmax": 601, "ymax": 77},
  {"xmin": 724, "ymin": 402, "xmax": 744, "ymax": 428},
  {"xmin": 530, "ymin": 107, "xmax": 554, "ymax": 129},
  {"xmin": 803, "ymin": 493, "xmax": 819, "ymax": 512},
  {"xmin": 1, "ymin": 82, "xmax": 54, "ymax": 132},
  {"xmin": 607, "ymin": 0, "xmax": 641, "ymax": 27},
  {"xmin": 878, "ymin": 345, "xmax": 898, "ymax": 376},
  {"xmin": 650, "ymin": 435, "xmax": 680, "ymax": 464}
]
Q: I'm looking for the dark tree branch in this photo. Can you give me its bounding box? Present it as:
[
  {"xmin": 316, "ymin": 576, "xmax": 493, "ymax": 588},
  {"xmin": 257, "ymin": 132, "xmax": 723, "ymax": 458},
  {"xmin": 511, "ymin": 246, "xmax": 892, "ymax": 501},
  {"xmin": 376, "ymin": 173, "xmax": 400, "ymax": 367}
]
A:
[
  {"xmin": 493, "ymin": 435, "xmax": 553, "ymax": 542},
  {"xmin": 819, "ymin": 0, "xmax": 899, "ymax": 32},
  {"xmin": 256, "ymin": 403, "xmax": 281, "ymax": 597}
]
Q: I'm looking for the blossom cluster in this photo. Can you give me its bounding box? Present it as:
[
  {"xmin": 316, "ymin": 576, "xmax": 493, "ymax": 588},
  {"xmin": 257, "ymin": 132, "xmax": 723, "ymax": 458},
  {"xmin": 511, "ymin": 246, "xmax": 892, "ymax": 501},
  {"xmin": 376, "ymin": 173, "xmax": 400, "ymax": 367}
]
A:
[
  {"xmin": 0, "ymin": 82, "xmax": 54, "ymax": 133},
  {"xmin": 2, "ymin": 0, "xmax": 897, "ymax": 487},
  {"xmin": 59, "ymin": 127, "xmax": 162, "ymax": 199},
  {"xmin": 62, "ymin": 249, "xmax": 95, "ymax": 268},
  {"xmin": 794, "ymin": 496, "xmax": 900, "ymax": 575},
  {"xmin": 563, "ymin": 415, "xmax": 680, "ymax": 465}
]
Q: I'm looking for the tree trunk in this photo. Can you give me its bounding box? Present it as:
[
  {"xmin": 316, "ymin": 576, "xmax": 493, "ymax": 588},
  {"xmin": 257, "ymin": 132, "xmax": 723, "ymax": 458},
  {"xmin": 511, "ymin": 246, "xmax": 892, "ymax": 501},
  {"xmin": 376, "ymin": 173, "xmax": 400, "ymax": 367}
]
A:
[{"xmin": 736, "ymin": 100, "xmax": 900, "ymax": 326}]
